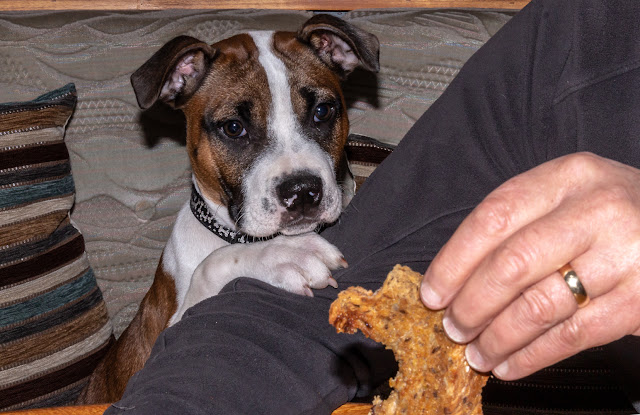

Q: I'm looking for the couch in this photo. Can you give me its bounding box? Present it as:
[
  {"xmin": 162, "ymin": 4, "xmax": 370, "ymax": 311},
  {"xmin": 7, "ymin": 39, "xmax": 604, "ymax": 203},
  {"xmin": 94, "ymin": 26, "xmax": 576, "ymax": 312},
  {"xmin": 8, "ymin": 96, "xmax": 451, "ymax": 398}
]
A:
[{"xmin": 0, "ymin": 7, "xmax": 514, "ymax": 413}]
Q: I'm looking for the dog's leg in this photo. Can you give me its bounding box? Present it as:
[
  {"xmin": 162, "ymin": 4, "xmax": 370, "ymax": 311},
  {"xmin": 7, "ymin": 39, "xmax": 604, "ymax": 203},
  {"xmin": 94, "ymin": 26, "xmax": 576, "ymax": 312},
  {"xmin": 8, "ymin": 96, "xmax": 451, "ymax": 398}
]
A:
[
  {"xmin": 172, "ymin": 233, "xmax": 346, "ymax": 323},
  {"xmin": 76, "ymin": 263, "xmax": 177, "ymax": 404}
]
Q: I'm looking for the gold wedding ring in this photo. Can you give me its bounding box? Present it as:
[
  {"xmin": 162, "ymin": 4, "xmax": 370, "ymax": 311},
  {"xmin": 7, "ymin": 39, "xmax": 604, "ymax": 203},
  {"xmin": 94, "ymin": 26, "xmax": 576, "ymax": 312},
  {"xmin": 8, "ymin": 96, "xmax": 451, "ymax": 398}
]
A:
[{"xmin": 558, "ymin": 264, "xmax": 590, "ymax": 308}]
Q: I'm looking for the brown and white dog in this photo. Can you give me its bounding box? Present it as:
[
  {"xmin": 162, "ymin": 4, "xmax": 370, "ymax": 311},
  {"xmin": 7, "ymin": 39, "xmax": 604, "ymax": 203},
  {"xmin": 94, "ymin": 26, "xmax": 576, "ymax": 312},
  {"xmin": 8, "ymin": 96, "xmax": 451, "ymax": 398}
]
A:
[{"xmin": 77, "ymin": 15, "xmax": 379, "ymax": 404}]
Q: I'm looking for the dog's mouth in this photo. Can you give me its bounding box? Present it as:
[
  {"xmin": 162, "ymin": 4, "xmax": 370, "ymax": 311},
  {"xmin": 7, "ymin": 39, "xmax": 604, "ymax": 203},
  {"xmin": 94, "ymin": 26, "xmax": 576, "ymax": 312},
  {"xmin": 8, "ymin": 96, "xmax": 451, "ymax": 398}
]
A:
[
  {"xmin": 278, "ymin": 214, "xmax": 323, "ymax": 235},
  {"xmin": 235, "ymin": 201, "xmax": 329, "ymax": 238},
  {"xmin": 235, "ymin": 215, "xmax": 323, "ymax": 238}
]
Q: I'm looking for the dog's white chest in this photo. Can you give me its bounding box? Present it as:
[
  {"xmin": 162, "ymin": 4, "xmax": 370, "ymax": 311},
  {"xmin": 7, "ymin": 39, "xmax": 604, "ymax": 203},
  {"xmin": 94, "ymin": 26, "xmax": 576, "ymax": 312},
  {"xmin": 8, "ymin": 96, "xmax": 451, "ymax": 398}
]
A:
[{"xmin": 162, "ymin": 202, "xmax": 228, "ymax": 325}]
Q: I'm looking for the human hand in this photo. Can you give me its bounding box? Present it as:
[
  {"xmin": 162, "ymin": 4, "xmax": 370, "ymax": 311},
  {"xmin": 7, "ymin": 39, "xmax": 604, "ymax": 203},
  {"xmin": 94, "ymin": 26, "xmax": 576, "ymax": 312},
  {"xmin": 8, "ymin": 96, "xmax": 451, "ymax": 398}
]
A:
[{"xmin": 420, "ymin": 152, "xmax": 640, "ymax": 380}]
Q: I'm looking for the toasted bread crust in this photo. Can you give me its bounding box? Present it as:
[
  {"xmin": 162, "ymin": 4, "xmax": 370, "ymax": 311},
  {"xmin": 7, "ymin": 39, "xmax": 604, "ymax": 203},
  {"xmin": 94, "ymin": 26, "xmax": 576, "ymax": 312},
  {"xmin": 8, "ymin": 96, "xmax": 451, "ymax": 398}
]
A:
[{"xmin": 329, "ymin": 265, "xmax": 488, "ymax": 415}]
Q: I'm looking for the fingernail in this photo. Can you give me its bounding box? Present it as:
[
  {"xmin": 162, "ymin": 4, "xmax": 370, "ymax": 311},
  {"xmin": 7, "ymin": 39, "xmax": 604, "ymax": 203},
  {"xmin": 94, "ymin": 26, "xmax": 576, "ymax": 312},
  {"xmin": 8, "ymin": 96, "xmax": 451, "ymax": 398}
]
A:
[
  {"xmin": 493, "ymin": 360, "xmax": 510, "ymax": 379},
  {"xmin": 420, "ymin": 280, "xmax": 442, "ymax": 309},
  {"xmin": 465, "ymin": 343, "xmax": 487, "ymax": 372},
  {"xmin": 442, "ymin": 315, "xmax": 465, "ymax": 343}
]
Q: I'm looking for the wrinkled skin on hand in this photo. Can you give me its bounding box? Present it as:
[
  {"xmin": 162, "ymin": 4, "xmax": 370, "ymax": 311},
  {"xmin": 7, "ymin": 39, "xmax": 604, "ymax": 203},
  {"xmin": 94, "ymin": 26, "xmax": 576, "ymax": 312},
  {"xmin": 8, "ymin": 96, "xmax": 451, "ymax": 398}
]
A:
[{"xmin": 421, "ymin": 152, "xmax": 640, "ymax": 380}]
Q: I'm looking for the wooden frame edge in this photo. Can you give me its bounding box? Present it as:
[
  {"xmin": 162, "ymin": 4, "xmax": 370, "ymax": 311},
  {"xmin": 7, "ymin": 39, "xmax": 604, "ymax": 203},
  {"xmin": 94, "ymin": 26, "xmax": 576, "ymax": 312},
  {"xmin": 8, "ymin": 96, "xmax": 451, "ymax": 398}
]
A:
[{"xmin": 0, "ymin": 0, "xmax": 529, "ymax": 11}]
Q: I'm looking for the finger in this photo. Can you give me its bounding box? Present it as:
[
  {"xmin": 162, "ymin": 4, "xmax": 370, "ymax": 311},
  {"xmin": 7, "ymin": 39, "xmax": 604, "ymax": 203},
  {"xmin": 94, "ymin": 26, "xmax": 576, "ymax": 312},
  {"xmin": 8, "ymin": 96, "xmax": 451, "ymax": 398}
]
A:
[
  {"xmin": 441, "ymin": 195, "xmax": 594, "ymax": 343},
  {"xmin": 421, "ymin": 155, "xmax": 590, "ymax": 310},
  {"xmin": 467, "ymin": 249, "xmax": 630, "ymax": 372},
  {"xmin": 464, "ymin": 272, "xmax": 577, "ymax": 372},
  {"xmin": 491, "ymin": 284, "xmax": 637, "ymax": 380}
]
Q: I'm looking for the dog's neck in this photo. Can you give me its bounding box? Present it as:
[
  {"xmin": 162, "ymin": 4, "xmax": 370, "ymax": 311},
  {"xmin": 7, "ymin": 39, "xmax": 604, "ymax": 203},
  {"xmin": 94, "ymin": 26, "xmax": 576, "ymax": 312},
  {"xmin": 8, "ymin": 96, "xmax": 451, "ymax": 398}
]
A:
[{"xmin": 190, "ymin": 183, "xmax": 278, "ymax": 244}]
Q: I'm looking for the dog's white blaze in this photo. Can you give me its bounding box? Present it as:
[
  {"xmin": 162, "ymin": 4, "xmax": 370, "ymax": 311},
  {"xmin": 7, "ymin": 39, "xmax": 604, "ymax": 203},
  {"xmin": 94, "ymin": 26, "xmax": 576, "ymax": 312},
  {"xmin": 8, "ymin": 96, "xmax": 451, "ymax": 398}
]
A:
[
  {"xmin": 251, "ymin": 31, "xmax": 301, "ymax": 149},
  {"xmin": 242, "ymin": 31, "xmax": 343, "ymax": 237}
]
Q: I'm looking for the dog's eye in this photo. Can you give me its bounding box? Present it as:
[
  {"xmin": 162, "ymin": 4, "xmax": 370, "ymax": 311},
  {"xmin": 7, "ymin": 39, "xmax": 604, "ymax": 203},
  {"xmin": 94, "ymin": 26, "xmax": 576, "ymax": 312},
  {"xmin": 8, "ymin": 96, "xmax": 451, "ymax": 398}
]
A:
[
  {"xmin": 222, "ymin": 120, "xmax": 246, "ymax": 138},
  {"xmin": 313, "ymin": 103, "xmax": 335, "ymax": 123}
]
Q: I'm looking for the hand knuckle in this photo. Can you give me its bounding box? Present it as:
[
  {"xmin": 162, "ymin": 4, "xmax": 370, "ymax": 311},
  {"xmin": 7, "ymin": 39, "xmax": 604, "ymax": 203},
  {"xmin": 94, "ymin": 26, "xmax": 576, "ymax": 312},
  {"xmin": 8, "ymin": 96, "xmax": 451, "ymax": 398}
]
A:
[
  {"xmin": 592, "ymin": 185, "xmax": 634, "ymax": 219},
  {"xmin": 490, "ymin": 242, "xmax": 533, "ymax": 286},
  {"xmin": 561, "ymin": 152, "xmax": 601, "ymax": 175},
  {"xmin": 472, "ymin": 194, "xmax": 516, "ymax": 238},
  {"xmin": 520, "ymin": 287, "xmax": 557, "ymax": 328},
  {"xmin": 556, "ymin": 317, "xmax": 587, "ymax": 349}
]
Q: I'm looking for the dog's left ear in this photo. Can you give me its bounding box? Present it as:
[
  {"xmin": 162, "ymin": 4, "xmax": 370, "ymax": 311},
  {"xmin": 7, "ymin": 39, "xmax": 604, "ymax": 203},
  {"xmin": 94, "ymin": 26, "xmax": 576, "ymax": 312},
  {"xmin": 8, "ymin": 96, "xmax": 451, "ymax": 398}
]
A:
[{"xmin": 299, "ymin": 14, "xmax": 380, "ymax": 77}]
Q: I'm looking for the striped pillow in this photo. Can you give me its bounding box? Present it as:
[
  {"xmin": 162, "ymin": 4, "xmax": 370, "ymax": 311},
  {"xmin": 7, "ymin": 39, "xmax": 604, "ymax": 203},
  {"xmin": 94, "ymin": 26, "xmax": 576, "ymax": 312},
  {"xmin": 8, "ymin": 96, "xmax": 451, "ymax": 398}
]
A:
[
  {"xmin": 0, "ymin": 84, "xmax": 113, "ymax": 410},
  {"xmin": 345, "ymin": 134, "xmax": 395, "ymax": 190}
]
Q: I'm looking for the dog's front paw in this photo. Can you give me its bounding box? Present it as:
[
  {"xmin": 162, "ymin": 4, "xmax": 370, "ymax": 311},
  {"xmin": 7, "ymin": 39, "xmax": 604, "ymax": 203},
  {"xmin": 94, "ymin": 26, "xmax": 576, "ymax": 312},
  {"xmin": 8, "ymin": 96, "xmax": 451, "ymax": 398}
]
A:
[
  {"xmin": 176, "ymin": 233, "xmax": 346, "ymax": 323},
  {"xmin": 255, "ymin": 233, "xmax": 347, "ymax": 296}
]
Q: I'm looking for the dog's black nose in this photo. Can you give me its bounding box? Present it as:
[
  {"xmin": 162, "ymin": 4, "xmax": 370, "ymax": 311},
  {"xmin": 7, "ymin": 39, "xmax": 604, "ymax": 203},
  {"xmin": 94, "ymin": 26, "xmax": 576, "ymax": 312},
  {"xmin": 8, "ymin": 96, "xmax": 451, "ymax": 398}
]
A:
[{"xmin": 277, "ymin": 174, "xmax": 323, "ymax": 214}]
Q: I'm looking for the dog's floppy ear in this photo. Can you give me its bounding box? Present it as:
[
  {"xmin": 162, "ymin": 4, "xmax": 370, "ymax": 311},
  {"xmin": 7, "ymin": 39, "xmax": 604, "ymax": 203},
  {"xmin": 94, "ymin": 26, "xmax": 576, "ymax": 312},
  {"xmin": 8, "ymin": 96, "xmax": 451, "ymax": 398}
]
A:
[
  {"xmin": 131, "ymin": 36, "xmax": 217, "ymax": 109},
  {"xmin": 298, "ymin": 14, "xmax": 380, "ymax": 77}
]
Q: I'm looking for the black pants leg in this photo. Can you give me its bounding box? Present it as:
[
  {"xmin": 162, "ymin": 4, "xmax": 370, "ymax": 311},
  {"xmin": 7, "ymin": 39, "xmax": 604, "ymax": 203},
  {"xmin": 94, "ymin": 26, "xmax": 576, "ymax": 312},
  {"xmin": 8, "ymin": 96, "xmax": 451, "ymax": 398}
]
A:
[{"xmin": 106, "ymin": 0, "xmax": 640, "ymax": 413}]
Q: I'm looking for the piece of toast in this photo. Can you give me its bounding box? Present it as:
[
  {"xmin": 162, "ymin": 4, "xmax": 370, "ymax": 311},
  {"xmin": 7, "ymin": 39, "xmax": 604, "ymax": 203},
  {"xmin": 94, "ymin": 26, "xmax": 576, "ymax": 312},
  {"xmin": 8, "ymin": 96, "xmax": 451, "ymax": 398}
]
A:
[{"xmin": 329, "ymin": 265, "xmax": 488, "ymax": 415}]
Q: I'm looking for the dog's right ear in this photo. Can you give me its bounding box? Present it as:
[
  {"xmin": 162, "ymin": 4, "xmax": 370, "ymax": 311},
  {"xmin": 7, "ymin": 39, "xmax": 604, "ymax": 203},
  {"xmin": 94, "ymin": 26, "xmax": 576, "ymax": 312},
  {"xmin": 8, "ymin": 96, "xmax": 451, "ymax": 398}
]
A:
[{"xmin": 131, "ymin": 36, "xmax": 217, "ymax": 109}]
